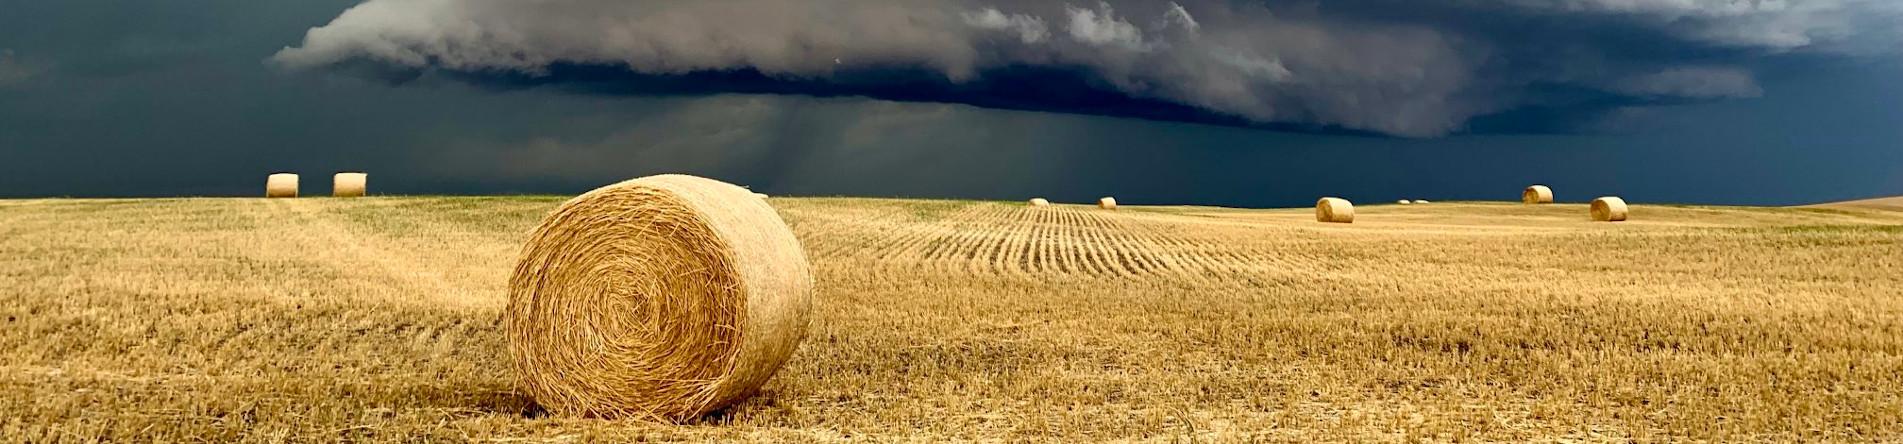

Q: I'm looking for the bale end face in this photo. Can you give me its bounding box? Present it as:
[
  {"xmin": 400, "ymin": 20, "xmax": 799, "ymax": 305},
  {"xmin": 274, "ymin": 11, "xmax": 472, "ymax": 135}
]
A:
[
  {"xmin": 1523, "ymin": 185, "xmax": 1554, "ymax": 204},
  {"xmin": 507, "ymin": 174, "xmax": 814, "ymax": 422},
  {"xmin": 1591, "ymin": 196, "xmax": 1629, "ymax": 222},
  {"xmin": 1098, "ymin": 197, "xmax": 1117, "ymax": 210},
  {"xmin": 265, "ymin": 173, "xmax": 299, "ymax": 198},
  {"xmin": 1316, "ymin": 197, "xmax": 1355, "ymax": 223},
  {"xmin": 1029, "ymin": 198, "xmax": 1050, "ymax": 207},
  {"xmin": 333, "ymin": 172, "xmax": 368, "ymax": 198}
]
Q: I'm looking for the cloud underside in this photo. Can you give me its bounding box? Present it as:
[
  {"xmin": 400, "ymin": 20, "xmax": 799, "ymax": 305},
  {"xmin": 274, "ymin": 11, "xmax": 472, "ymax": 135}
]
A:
[{"xmin": 274, "ymin": 0, "xmax": 1902, "ymax": 137}]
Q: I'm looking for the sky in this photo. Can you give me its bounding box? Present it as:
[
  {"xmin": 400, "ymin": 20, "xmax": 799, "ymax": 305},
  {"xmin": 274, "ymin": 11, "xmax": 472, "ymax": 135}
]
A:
[{"xmin": 1, "ymin": 0, "xmax": 1899, "ymax": 207}]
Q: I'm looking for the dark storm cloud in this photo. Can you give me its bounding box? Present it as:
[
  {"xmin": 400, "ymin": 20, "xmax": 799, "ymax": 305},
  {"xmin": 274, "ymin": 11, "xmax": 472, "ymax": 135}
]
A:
[
  {"xmin": 3, "ymin": 0, "xmax": 1901, "ymax": 205},
  {"xmin": 274, "ymin": 0, "xmax": 1903, "ymax": 137},
  {"xmin": 0, "ymin": 49, "xmax": 46, "ymax": 88}
]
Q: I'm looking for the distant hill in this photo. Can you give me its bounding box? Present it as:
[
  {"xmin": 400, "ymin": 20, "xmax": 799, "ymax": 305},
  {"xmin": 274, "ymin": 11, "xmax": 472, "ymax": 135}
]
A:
[{"xmin": 1807, "ymin": 196, "xmax": 1903, "ymax": 211}]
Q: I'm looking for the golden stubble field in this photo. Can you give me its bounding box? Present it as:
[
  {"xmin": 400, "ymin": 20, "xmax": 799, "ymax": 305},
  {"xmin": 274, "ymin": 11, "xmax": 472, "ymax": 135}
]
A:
[{"xmin": 1, "ymin": 196, "xmax": 1900, "ymax": 441}]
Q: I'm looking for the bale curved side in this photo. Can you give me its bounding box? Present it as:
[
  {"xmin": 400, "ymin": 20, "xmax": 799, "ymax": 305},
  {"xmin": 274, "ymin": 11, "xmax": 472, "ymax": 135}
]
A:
[
  {"xmin": 1397, "ymin": 200, "xmax": 1412, "ymax": 205},
  {"xmin": 1316, "ymin": 197, "xmax": 1355, "ymax": 223},
  {"xmin": 1591, "ymin": 196, "xmax": 1629, "ymax": 222},
  {"xmin": 1523, "ymin": 185, "xmax": 1554, "ymax": 204},
  {"xmin": 265, "ymin": 173, "xmax": 299, "ymax": 198},
  {"xmin": 333, "ymin": 172, "xmax": 367, "ymax": 197},
  {"xmin": 507, "ymin": 174, "xmax": 814, "ymax": 422},
  {"xmin": 1029, "ymin": 198, "xmax": 1050, "ymax": 207},
  {"xmin": 1098, "ymin": 197, "xmax": 1117, "ymax": 210}
]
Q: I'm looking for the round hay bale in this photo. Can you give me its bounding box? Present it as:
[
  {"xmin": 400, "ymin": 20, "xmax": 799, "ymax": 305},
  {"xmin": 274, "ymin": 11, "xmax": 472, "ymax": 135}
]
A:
[
  {"xmin": 507, "ymin": 174, "xmax": 814, "ymax": 421},
  {"xmin": 332, "ymin": 172, "xmax": 367, "ymax": 197},
  {"xmin": 1591, "ymin": 196, "xmax": 1629, "ymax": 222},
  {"xmin": 1316, "ymin": 197, "xmax": 1355, "ymax": 223},
  {"xmin": 1415, "ymin": 200, "xmax": 1432, "ymax": 204},
  {"xmin": 265, "ymin": 173, "xmax": 299, "ymax": 198},
  {"xmin": 1523, "ymin": 185, "xmax": 1554, "ymax": 204},
  {"xmin": 1028, "ymin": 198, "xmax": 1050, "ymax": 207},
  {"xmin": 1098, "ymin": 197, "xmax": 1117, "ymax": 210},
  {"xmin": 1397, "ymin": 200, "xmax": 1413, "ymax": 205}
]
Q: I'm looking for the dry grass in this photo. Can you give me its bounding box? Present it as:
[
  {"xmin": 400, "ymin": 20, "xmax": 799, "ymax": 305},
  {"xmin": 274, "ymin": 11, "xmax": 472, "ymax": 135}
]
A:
[
  {"xmin": 2, "ymin": 197, "xmax": 1901, "ymax": 441},
  {"xmin": 1810, "ymin": 196, "xmax": 1903, "ymax": 211}
]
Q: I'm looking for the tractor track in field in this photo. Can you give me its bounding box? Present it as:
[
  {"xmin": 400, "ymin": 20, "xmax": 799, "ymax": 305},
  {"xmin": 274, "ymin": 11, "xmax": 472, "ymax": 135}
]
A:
[
  {"xmin": 818, "ymin": 202, "xmax": 1274, "ymax": 282},
  {"xmin": 263, "ymin": 199, "xmax": 489, "ymax": 309}
]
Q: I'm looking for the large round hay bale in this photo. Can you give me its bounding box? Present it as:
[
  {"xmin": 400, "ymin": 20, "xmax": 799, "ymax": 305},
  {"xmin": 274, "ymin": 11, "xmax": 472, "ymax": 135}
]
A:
[
  {"xmin": 1591, "ymin": 196, "xmax": 1629, "ymax": 222},
  {"xmin": 1523, "ymin": 185, "xmax": 1554, "ymax": 204},
  {"xmin": 1029, "ymin": 198, "xmax": 1050, "ymax": 207},
  {"xmin": 265, "ymin": 173, "xmax": 299, "ymax": 198},
  {"xmin": 507, "ymin": 174, "xmax": 814, "ymax": 421},
  {"xmin": 1098, "ymin": 197, "xmax": 1117, "ymax": 210},
  {"xmin": 1397, "ymin": 200, "xmax": 1413, "ymax": 205},
  {"xmin": 332, "ymin": 172, "xmax": 367, "ymax": 197},
  {"xmin": 1316, "ymin": 197, "xmax": 1355, "ymax": 223}
]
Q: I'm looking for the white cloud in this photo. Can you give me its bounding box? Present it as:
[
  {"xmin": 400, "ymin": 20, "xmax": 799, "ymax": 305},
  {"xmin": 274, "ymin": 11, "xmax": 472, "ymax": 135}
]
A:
[
  {"xmin": 1065, "ymin": 3, "xmax": 1149, "ymax": 51},
  {"xmin": 964, "ymin": 8, "xmax": 1050, "ymax": 44},
  {"xmin": 1163, "ymin": 2, "xmax": 1200, "ymax": 33}
]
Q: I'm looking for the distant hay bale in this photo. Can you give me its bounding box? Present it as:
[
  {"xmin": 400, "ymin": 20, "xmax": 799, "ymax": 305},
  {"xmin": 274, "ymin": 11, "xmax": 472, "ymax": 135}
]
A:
[
  {"xmin": 1397, "ymin": 200, "xmax": 1413, "ymax": 205},
  {"xmin": 1316, "ymin": 197, "xmax": 1355, "ymax": 223},
  {"xmin": 1415, "ymin": 200, "xmax": 1432, "ymax": 204},
  {"xmin": 507, "ymin": 174, "xmax": 814, "ymax": 421},
  {"xmin": 1591, "ymin": 196, "xmax": 1629, "ymax": 222},
  {"xmin": 332, "ymin": 172, "xmax": 367, "ymax": 197},
  {"xmin": 1098, "ymin": 197, "xmax": 1117, "ymax": 210},
  {"xmin": 265, "ymin": 173, "xmax": 298, "ymax": 198},
  {"xmin": 1029, "ymin": 198, "xmax": 1050, "ymax": 207},
  {"xmin": 1523, "ymin": 185, "xmax": 1554, "ymax": 204}
]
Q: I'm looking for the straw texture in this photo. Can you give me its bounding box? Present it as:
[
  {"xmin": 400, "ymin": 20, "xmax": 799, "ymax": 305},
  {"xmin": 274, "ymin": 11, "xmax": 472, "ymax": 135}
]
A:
[
  {"xmin": 333, "ymin": 172, "xmax": 367, "ymax": 197},
  {"xmin": 265, "ymin": 173, "xmax": 299, "ymax": 198},
  {"xmin": 1523, "ymin": 185, "xmax": 1554, "ymax": 204},
  {"xmin": 1316, "ymin": 197, "xmax": 1355, "ymax": 223},
  {"xmin": 1029, "ymin": 198, "xmax": 1050, "ymax": 207},
  {"xmin": 507, "ymin": 174, "xmax": 814, "ymax": 422},
  {"xmin": 1592, "ymin": 196, "xmax": 1629, "ymax": 222},
  {"xmin": 1098, "ymin": 197, "xmax": 1118, "ymax": 210}
]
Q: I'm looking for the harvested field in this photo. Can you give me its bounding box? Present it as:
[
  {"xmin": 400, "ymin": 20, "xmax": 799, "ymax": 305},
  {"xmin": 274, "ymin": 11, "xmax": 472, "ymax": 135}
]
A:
[{"xmin": 2, "ymin": 197, "xmax": 1902, "ymax": 441}]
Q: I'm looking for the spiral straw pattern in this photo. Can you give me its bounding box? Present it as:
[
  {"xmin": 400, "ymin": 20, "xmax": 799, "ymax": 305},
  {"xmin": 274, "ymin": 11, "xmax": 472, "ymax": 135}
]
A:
[
  {"xmin": 1591, "ymin": 196, "xmax": 1629, "ymax": 222},
  {"xmin": 1523, "ymin": 185, "xmax": 1554, "ymax": 204},
  {"xmin": 507, "ymin": 174, "xmax": 813, "ymax": 421},
  {"xmin": 1316, "ymin": 197, "xmax": 1355, "ymax": 223}
]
